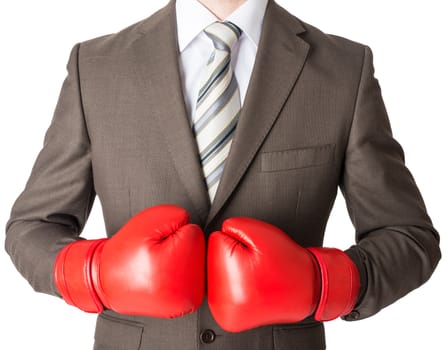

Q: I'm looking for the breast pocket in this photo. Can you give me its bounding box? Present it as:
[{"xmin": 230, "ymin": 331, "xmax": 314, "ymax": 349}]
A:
[{"xmin": 260, "ymin": 144, "xmax": 335, "ymax": 172}]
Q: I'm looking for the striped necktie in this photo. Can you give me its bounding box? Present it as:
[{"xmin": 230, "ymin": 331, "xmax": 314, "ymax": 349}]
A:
[{"xmin": 193, "ymin": 21, "xmax": 242, "ymax": 202}]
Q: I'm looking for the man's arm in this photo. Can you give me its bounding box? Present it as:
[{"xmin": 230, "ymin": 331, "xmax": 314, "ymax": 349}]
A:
[
  {"xmin": 340, "ymin": 45, "xmax": 441, "ymax": 320},
  {"xmin": 5, "ymin": 43, "xmax": 94, "ymax": 296}
]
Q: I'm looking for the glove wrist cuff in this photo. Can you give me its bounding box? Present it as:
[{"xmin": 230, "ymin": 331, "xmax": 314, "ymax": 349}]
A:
[
  {"xmin": 307, "ymin": 247, "xmax": 360, "ymax": 321},
  {"xmin": 54, "ymin": 238, "xmax": 107, "ymax": 313}
]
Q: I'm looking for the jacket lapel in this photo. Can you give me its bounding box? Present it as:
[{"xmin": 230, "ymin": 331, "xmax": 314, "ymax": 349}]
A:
[
  {"xmin": 205, "ymin": 1, "xmax": 310, "ymax": 228},
  {"xmin": 131, "ymin": 0, "xmax": 211, "ymax": 224},
  {"xmin": 129, "ymin": 0, "xmax": 310, "ymax": 228}
]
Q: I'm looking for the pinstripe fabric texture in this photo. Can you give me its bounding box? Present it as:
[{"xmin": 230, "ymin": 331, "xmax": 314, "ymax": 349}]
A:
[{"xmin": 193, "ymin": 21, "xmax": 242, "ymax": 202}]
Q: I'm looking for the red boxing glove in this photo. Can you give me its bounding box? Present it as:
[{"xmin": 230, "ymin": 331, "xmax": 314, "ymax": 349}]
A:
[
  {"xmin": 208, "ymin": 217, "xmax": 360, "ymax": 332},
  {"xmin": 54, "ymin": 204, "xmax": 205, "ymax": 318}
]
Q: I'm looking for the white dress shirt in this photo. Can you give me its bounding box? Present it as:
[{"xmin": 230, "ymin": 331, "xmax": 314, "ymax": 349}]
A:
[{"xmin": 175, "ymin": 0, "xmax": 269, "ymax": 126}]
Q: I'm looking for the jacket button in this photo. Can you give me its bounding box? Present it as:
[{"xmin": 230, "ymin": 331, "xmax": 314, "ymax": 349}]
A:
[
  {"xmin": 200, "ymin": 329, "xmax": 216, "ymax": 344},
  {"xmin": 348, "ymin": 310, "xmax": 360, "ymax": 320}
]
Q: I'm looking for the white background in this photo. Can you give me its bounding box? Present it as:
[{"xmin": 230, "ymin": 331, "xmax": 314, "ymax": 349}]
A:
[{"xmin": 1, "ymin": 0, "xmax": 446, "ymax": 349}]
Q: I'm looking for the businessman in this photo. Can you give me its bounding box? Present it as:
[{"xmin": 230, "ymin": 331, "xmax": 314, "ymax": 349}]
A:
[{"xmin": 5, "ymin": 0, "xmax": 441, "ymax": 349}]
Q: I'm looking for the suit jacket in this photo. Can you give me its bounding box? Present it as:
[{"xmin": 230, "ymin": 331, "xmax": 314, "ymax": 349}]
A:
[{"xmin": 5, "ymin": 0, "xmax": 441, "ymax": 349}]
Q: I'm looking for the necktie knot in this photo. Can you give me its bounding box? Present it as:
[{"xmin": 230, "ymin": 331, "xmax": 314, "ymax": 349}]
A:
[{"xmin": 204, "ymin": 21, "xmax": 242, "ymax": 53}]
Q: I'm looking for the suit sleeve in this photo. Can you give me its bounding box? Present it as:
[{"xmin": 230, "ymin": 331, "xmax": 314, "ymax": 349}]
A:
[
  {"xmin": 340, "ymin": 45, "xmax": 441, "ymax": 321},
  {"xmin": 4, "ymin": 43, "xmax": 95, "ymax": 297}
]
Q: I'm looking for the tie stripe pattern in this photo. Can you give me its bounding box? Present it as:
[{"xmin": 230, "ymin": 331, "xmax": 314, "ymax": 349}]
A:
[{"xmin": 193, "ymin": 21, "xmax": 242, "ymax": 202}]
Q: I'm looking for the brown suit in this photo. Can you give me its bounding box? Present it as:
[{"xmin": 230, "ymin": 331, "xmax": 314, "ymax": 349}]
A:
[{"xmin": 5, "ymin": 0, "xmax": 441, "ymax": 349}]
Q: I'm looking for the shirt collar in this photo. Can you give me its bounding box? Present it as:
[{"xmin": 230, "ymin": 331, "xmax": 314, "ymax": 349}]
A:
[{"xmin": 176, "ymin": 0, "xmax": 269, "ymax": 52}]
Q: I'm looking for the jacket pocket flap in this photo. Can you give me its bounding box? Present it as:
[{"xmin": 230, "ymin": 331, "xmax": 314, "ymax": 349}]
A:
[
  {"xmin": 94, "ymin": 313, "xmax": 143, "ymax": 350},
  {"xmin": 273, "ymin": 322, "xmax": 326, "ymax": 350}
]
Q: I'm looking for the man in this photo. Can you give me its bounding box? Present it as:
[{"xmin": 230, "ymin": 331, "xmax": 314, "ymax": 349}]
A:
[{"xmin": 5, "ymin": 0, "xmax": 441, "ymax": 349}]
